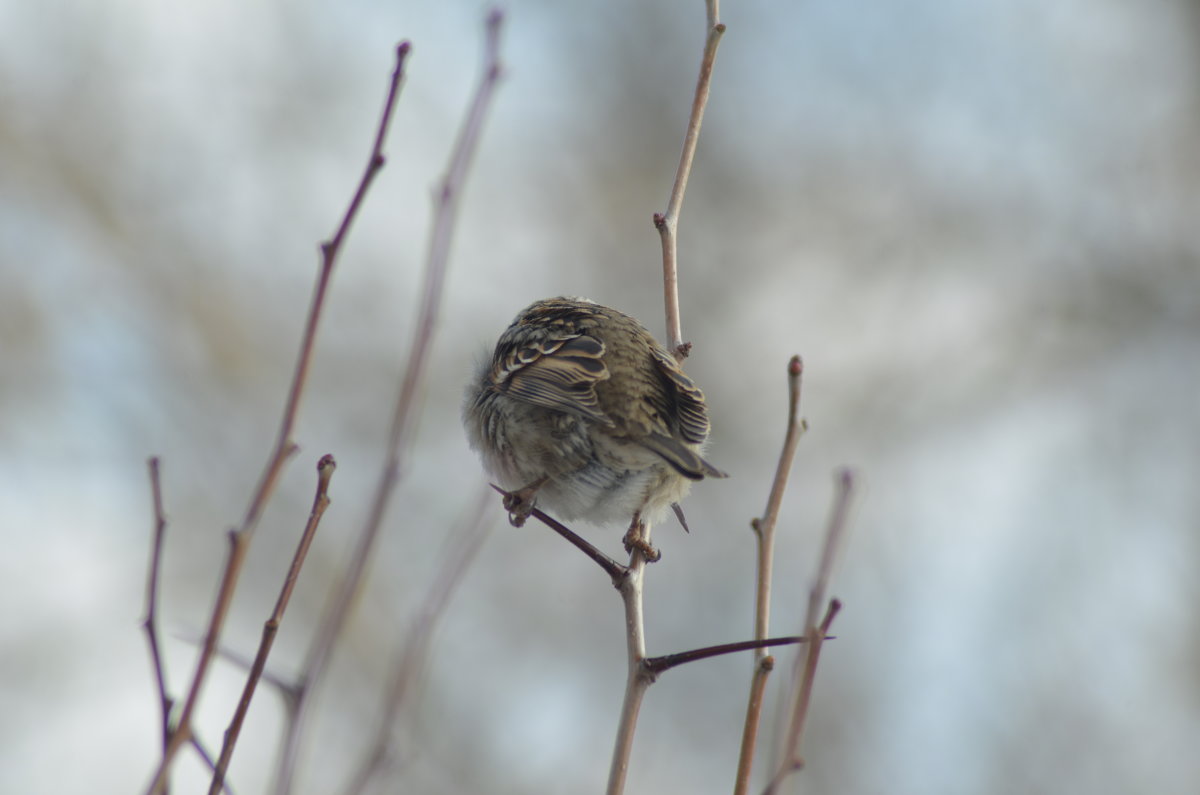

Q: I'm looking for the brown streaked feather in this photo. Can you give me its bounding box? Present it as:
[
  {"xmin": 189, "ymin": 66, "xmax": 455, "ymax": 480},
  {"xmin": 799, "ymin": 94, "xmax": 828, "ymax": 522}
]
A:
[
  {"xmin": 650, "ymin": 348, "xmax": 712, "ymax": 445},
  {"xmin": 493, "ymin": 334, "xmax": 614, "ymax": 425},
  {"xmin": 640, "ymin": 431, "xmax": 727, "ymax": 480}
]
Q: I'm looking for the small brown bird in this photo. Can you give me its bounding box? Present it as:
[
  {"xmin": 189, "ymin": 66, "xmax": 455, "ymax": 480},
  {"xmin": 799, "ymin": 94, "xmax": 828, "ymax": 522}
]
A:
[{"xmin": 463, "ymin": 297, "xmax": 726, "ymax": 557}]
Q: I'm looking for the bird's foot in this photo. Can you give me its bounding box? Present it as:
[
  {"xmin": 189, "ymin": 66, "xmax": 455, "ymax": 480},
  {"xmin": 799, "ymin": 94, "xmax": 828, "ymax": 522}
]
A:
[
  {"xmin": 622, "ymin": 519, "xmax": 661, "ymax": 563},
  {"xmin": 503, "ymin": 476, "xmax": 548, "ymax": 527}
]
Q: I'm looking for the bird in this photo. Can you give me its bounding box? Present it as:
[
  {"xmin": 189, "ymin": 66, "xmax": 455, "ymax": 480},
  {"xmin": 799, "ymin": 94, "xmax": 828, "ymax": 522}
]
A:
[{"xmin": 463, "ymin": 297, "xmax": 726, "ymax": 559}]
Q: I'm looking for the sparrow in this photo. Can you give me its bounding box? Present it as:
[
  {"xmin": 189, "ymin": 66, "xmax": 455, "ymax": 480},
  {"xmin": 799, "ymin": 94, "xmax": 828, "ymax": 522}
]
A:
[{"xmin": 463, "ymin": 297, "xmax": 726, "ymax": 558}]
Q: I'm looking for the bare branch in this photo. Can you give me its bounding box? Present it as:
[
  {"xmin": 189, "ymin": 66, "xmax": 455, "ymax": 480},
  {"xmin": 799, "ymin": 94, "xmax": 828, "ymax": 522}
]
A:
[
  {"xmin": 145, "ymin": 522, "xmax": 253, "ymax": 795},
  {"xmin": 141, "ymin": 457, "xmax": 173, "ymax": 767},
  {"xmin": 805, "ymin": 470, "xmax": 853, "ymax": 634},
  {"xmin": 605, "ymin": 548, "xmax": 653, "ymax": 795},
  {"xmin": 273, "ymin": 15, "xmax": 505, "ymax": 793},
  {"xmin": 608, "ymin": 3, "xmax": 725, "ymax": 792},
  {"xmin": 491, "ymin": 484, "xmax": 628, "ymax": 581},
  {"xmin": 654, "ymin": 0, "xmax": 726, "ymax": 359},
  {"xmin": 751, "ymin": 355, "xmax": 805, "ymax": 625},
  {"xmin": 765, "ymin": 470, "xmax": 855, "ymax": 794},
  {"xmin": 144, "ymin": 463, "xmax": 236, "ymax": 791},
  {"xmin": 323, "ymin": 43, "xmax": 412, "ymax": 262},
  {"xmin": 202, "ymin": 641, "xmax": 298, "ymax": 700},
  {"xmin": 646, "ymin": 634, "xmax": 823, "ymax": 675},
  {"xmin": 189, "ymin": 737, "xmax": 235, "ymax": 795},
  {"xmin": 208, "ymin": 455, "xmax": 337, "ymax": 795},
  {"xmin": 142, "ymin": 42, "xmax": 412, "ymax": 795},
  {"xmin": 734, "ymin": 355, "xmax": 805, "ymax": 795}
]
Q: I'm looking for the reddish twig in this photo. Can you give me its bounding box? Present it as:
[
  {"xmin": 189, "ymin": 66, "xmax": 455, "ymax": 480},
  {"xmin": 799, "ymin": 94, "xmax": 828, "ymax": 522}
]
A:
[
  {"xmin": 733, "ymin": 355, "xmax": 805, "ymax": 795},
  {"xmin": 645, "ymin": 634, "xmax": 824, "ymax": 675},
  {"xmin": 143, "ymin": 461, "xmax": 236, "ymax": 788},
  {"xmin": 205, "ymin": 641, "xmax": 297, "ymax": 699},
  {"xmin": 208, "ymin": 455, "xmax": 337, "ymax": 795},
  {"xmin": 189, "ymin": 738, "xmax": 234, "ymax": 795},
  {"xmin": 490, "ymin": 484, "xmax": 628, "ymax": 581},
  {"xmin": 272, "ymin": 14, "xmax": 505, "ymax": 793},
  {"xmin": 141, "ymin": 457, "xmax": 173, "ymax": 767},
  {"xmin": 142, "ymin": 42, "xmax": 412, "ymax": 795},
  {"xmin": 805, "ymin": 470, "xmax": 853, "ymax": 632},
  {"xmin": 764, "ymin": 470, "xmax": 854, "ymax": 794}
]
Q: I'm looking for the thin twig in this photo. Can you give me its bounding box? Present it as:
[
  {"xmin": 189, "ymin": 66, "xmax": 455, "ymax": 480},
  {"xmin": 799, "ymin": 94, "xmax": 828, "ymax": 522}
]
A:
[
  {"xmin": 646, "ymin": 634, "xmax": 823, "ymax": 675},
  {"xmin": 189, "ymin": 737, "xmax": 235, "ymax": 795},
  {"xmin": 142, "ymin": 42, "xmax": 412, "ymax": 795},
  {"xmin": 145, "ymin": 519, "xmax": 256, "ymax": 795},
  {"xmin": 605, "ymin": 545, "xmax": 652, "ymax": 795},
  {"xmin": 202, "ymin": 642, "xmax": 297, "ymax": 698},
  {"xmin": 208, "ymin": 455, "xmax": 337, "ymax": 795},
  {"xmin": 765, "ymin": 470, "xmax": 854, "ymax": 795},
  {"xmin": 272, "ymin": 15, "xmax": 505, "ymax": 794},
  {"xmin": 341, "ymin": 487, "xmax": 493, "ymax": 795},
  {"xmin": 143, "ymin": 469, "xmax": 236, "ymax": 790},
  {"xmin": 608, "ymin": 3, "xmax": 724, "ymax": 792},
  {"xmin": 733, "ymin": 355, "xmax": 805, "ymax": 795},
  {"xmin": 805, "ymin": 470, "xmax": 852, "ymax": 634},
  {"xmin": 653, "ymin": 0, "xmax": 726, "ymax": 359},
  {"xmin": 141, "ymin": 457, "xmax": 173, "ymax": 769},
  {"xmin": 762, "ymin": 600, "xmax": 841, "ymax": 795},
  {"xmin": 172, "ymin": 627, "xmax": 298, "ymax": 700},
  {"xmin": 491, "ymin": 485, "xmax": 628, "ymax": 581},
  {"xmin": 751, "ymin": 356, "xmax": 805, "ymax": 643}
]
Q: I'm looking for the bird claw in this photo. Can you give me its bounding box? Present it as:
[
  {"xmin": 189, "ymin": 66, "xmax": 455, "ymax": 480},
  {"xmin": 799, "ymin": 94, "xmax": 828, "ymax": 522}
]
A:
[
  {"xmin": 503, "ymin": 499, "xmax": 531, "ymax": 527},
  {"xmin": 503, "ymin": 477, "xmax": 547, "ymax": 527},
  {"xmin": 622, "ymin": 523, "xmax": 661, "ymax": 563}
]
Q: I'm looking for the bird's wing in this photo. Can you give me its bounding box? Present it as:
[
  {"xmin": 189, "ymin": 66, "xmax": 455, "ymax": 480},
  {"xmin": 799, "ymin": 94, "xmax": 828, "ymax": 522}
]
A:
[
  {"xmin": 649, "ymin": 347, "xmax": 712, "ymax": 444},
  {"xmin": 639, "ymin": 431, "xmax": 726, "ymax": 480},
  {"xmin": 493, "ymin": 333, "xmax": 614, "ymax": 425},
  {"xmin": 640, "ymin": 348, "xmax": 727, "ymax": 479}
]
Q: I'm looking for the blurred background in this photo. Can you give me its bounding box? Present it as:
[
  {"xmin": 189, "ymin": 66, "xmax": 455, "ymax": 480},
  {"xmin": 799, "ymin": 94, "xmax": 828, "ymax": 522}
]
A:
[{"xmin": 3, "ymin": 0, "xmax": 1197, "ymax": 792}]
